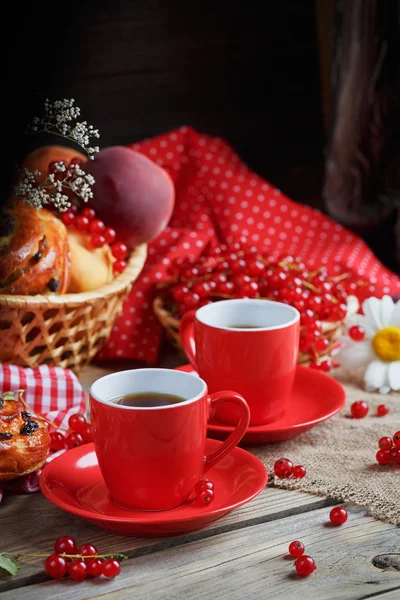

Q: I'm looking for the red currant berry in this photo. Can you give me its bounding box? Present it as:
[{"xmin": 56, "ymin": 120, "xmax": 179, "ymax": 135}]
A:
[
  {"xmin": 50, "ymin": 431, "xmax": 66, "ymax": 451},
  {"xmin": 183, "ymin": 292, "xmax": 201, "ymax": 308},
  {"xmin": 113, "ymin": 259, "xmax": 127, "ymax": 274},
  {"xmin": 194, "ymin": 478, "xmax": 214, "ymax": 495},
  {"xmin": 247, "ymin": 259, "xmax": 265, "ymax": 277},
  {"xmin": 78, "ymin": 543, "xmax": 98, "ymax": 557},
  {"xmin": 295, "ymin": 555, "xmax": 316, "ymax": 577},
  {"xmin": 378, "ymin": 437, "xmax": 393, "ymax": 451},
  {"xmin": 103, "ymin": 227, "xmax": 117, "ymax": 244},
  {"xmin": 45, "ymin": 554, "xmax": 68, "ymax": 579},
  {"xmin": 393, "ymin": 432, "xmax": 400, "ymax": 449},
  {"xmin": 197, "ymin": 488, "xmax": 215, "ymax": 505},
  {"xmin": 81, "ymin": 207, "xmax": 96, "ymax": 221},
  {"xmin": 91, "ymin": 234, "xmax": 106, "ymax": 248},
  {"xmin": 89, "ymin": 219, "xmax": 105, "ymax": 234},
  {"xmin": 376, "ymin": 449, "xmax": 391, "ymax": 465},
  {"xmin": 292, "ymin": 465, "xmax": 306, "ymax": 479},
  {"xmin": 348, "ymin": 325, "xmax": 365, "ymax": 341},
  {"xmin": 54, "ymin": 535, "xmax": 78, "ymax": 555},
  {"xmin": 315, "ymin": 338, "xmax": 329, "ymax": 352},
  {"xmin": 61, "ymin": 211, "xmax": 75, "ymax": 226},
  {"xmin": 350, "ymin": 401, "xmax": 369, "ymax": 419},
  {"xmin": 66, "ymin": 432, "xmax": 84, "ymax": 449},
  {"xmin": 111, "ymin": 242, "xmax": 128, "ymax": 260},
  {"xmin": 102, "ymin": 558, "xmax": 121, "ymax": 578},
  {"xmin": 86, "ymin": 558, "xmax": 103, "ymax": 577},
  {"xmin": 74, "ymin": 215, "xmax": 90, "ymax": 231},
  {"xmin": 81, "ymin": 424, "xmax": 94, "ymax": 443},
  {"xmin": 329, "ymin": 506, "xmax": 348, "ymax": 525},
  {"xmin": 319, "ymin": 359, "xmax": 332, "ymax": 372},
  {"xmin": 193, "ymin": 281, "xmax": 212, "ymax": 299},
  {"xmin": 240, "ymin": 281, "xmax": 259, "ymax": 298},
  {"xmin": 69, "ymin": 204, "xmax": 79, "ymax": 214},
  {"xmin": 68, "ymin": 559, "xmax": 87, "ymax": 581},
  {"xmin": 172, "ymin": 284, "xmax": 190, "ymax": 303},
  {"xmin": 274, "ymin": 458, "xmax": 293, "ymax": 479},
  {"xmin": 376, "ymin": 404, "xmax": 389, "ymax": 417},
  {"xmin": 68, "ymin": 413, "xmax": 87, "ymax": 432},
  {"xmin": 218, "ymin": 280, "xmax": 235, "ymax": 295},
  {"xmin": 230, "ymin": 258, "xmax": 247, "ymax": 273},
  {"xmin": 288, "ymin": 541, "xmax": 305, "ymax": 558},
  {"xmin": 389, "ymin": 448, "xmax": 400, "ymax": 464}
]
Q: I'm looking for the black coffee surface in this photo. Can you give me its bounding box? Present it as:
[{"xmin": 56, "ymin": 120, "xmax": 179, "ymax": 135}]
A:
[
  {"xmin": 228, "ymin": 324, "xmax": 263, "ymax": 329},
  {"xmin": 112, "ymin": 392, "xmax": 185, "ymax": 407}
]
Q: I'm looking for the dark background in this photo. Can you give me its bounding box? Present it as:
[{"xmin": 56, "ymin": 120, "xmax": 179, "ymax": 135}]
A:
[
  {"xmin": 3, "ymin": 0, "xmax": 396, "ymax": 272},
  {"xmin": 4, "ymin": 0, "xmax": 325, "ymax": 202}
]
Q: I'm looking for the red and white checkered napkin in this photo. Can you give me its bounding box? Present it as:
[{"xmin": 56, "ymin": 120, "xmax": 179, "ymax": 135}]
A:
[
  {"xmin": 0, "ymin": 364, "xmax": 86, "ymax": 500},
  {"xmin": 0, "ymin": 364, "xmax": 86, "ymax": 430}
]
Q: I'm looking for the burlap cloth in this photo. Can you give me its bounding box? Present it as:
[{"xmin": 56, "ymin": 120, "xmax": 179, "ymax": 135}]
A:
[{"xmin": 248, "ymin": 370, "xmax": 400, "ymax": 525}]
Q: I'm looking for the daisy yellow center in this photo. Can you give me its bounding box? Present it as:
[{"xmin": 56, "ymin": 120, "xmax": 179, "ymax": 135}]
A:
[{"xmin": 372, "ymin": 327, "xmax": 400, "ymax": 362}]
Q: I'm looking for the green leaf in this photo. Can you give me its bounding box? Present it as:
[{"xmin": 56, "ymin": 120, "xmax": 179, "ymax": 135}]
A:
[
  {"xmin": 1, "ymin": 390, "xmax": 25, "ymax": 402},
  {"xmin": 0, "ymin": 554, "xmax": 20, "ymax": 576},
  {"xmin": 2, "ymin": 392, "xmax": 17, "ymax": 401}
]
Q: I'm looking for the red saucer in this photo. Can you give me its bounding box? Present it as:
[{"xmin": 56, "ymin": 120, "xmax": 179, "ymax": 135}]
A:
[
  {"xmin": 40, "ymin": 440, "xmax": 267, "ymax": 537},
  {"xmin": 176, "ymin": 365, "xmax": 346, "ymax": 445}
]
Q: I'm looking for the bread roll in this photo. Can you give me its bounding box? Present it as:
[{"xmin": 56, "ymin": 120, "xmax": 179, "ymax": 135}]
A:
[
  {"xmin": 67, "ymin": 230, "xmax": 113, "ymax": 293},
  {"xmin": 0, "ymin": 199, "xmax": 71, "ymax": 295}
]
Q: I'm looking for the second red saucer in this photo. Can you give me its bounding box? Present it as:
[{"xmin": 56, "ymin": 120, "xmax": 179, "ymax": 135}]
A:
[{"xmin": 176, "ymin": 365, "xmax": 346, "ymax": 445}]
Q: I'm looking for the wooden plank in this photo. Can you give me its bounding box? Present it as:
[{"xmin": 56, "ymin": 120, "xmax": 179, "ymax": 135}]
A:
[
  {"xmin": 0, "ymin": 487, "xmax": 333, "ymax": 594},
  {"xmin": 2, "ymin": 505, "xmax": 398, "ymax": 600},
  {"xmin": 64, "ymin": 1, "xmax": 320, "ymax": 78}
]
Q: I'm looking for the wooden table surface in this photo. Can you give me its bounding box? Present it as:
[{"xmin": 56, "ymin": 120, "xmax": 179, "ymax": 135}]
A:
[{"xmin": 1, "ymin": 356, "xmax": 399, "ymax": 600}]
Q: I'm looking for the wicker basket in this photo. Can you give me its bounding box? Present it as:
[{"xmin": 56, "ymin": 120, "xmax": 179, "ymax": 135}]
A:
[
  {"xmin": 0, "ymin": 244, "xmax": 147, "ymax": 373},
  {"xmin": 153, "ymin": 295, "xmax": 359, "ymax": 366}
]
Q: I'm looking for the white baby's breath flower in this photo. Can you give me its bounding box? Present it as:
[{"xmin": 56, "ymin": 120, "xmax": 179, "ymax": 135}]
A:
[{"xmin": 26, "ymin": 98, "xmax": 100, "ymax": 158}]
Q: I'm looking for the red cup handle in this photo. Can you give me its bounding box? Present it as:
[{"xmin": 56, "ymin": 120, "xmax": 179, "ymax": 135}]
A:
[
  {"xmin": 203, "ymin": 391, "xmax": 250, "ymax": 472},
  {"xmin": 180, "ymin": 310, "xmax": 198, "ymax": 370}
]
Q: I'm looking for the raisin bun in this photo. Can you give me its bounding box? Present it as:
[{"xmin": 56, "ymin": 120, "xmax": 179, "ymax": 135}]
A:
[
  {"xmin": 0, "ymin": 391, "xmax": 50, "ymax": 481},
  {"xmin": 0, "ymin": 199, "xmax": 71, "ymax": 295}
]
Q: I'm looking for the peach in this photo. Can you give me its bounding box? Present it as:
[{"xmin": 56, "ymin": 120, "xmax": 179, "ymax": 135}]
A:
[
  {"xmin": 85, "ymin": 146, "xmax": 175, "ymax": 247},
  {"xmin": 21, "ymin": 145, "xmax": 87, "ymax": 182}
]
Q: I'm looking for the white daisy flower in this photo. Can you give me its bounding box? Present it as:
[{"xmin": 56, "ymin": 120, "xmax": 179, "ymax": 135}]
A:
[{"xmin": 338, "ymin": 295, "xmax": 400, "ymax": 394}]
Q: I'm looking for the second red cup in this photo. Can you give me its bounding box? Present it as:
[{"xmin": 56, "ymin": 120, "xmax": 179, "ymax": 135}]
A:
[{"xmin": 180, "ymin": 299, "xmax": 300, "ymax": 426}]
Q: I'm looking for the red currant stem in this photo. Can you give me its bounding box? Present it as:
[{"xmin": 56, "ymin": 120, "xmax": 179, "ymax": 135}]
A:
[
  {"xmin": 278, "ymin": 261, "xmax": 300, "ymax": 271},
  {"xmin": 17, "ymin": 392, "xmax": 60, "ymax": 430},
  {"xmin": 302, "ymin": 281, "xmax": 320, "ymax": 292},
  {"xmin": 14, "ymin": 552, "xmax": 128, "ymax": 561}
]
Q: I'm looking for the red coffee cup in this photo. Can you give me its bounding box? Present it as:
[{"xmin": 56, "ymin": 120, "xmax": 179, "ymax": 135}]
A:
[
  {"xmin": 180, "ymin": 299, "xmax": 300, "ymax": 426},
  {"xmin": 90, "ymin": 368, "xmax": 250, "ymax": 511}
]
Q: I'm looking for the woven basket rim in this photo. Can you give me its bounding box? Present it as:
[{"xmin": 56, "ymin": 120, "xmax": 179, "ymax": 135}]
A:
[{"xmin": 0, "ymin": 244, "xmax": 147, "ymax": 308}]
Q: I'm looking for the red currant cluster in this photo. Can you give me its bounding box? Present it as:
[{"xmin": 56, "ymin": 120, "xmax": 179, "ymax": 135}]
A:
[
  {"xmin": 60, "ymin": 202, "xmax": 128, "ymax": 274},
  {"xmin": 44, "ymin": 536, "xmax": 124, "ymax": 581},
  {"xmin": 194, "ymin": 478, "xmax": 215, "ymax": 504},
  {"xmin": 350, "ymin": 401, "xmax": 389, "ymax": 419},
  {"xmin": 376, "ymin": 432, "xmax": 400, "ymax": 465},
  {"xmin": 161, "ymin": 238, "xmax": 365, "ymax": 369},
  {"xmin": 286, "ymin": 506, "xmax": 348, "ymax": 577},
  {"xmin": 274, "ymin": 458, "xmax": 306, "ymax": 479},
  {"xmin": 49, "ymin": 413, "xmax": 93, "ymax": 452}
]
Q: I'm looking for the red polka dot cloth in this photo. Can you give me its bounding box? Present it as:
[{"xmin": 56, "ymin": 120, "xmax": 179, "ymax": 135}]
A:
[{"xmin": 96, "ymin": 127, "xmax": 400, "ymax": 364}]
